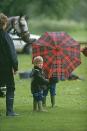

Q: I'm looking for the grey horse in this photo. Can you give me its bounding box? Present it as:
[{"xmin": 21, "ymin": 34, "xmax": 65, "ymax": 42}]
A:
[{"xmin": 6, "ymin": 15, "xmax": 36, "ymax": 54}]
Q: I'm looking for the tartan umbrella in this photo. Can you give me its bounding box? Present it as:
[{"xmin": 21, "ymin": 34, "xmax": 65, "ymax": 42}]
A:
[{"xmin": 32, "ymin": 32, "xmax": 81, "ymax": 80}]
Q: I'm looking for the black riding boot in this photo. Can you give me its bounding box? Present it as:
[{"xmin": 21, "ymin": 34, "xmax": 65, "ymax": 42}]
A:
[{"xmin": 6, "ymin": 91, "xmax": 18, "ymax": 116}]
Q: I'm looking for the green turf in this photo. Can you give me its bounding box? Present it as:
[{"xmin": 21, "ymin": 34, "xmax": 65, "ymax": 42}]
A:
[
  {"xmin": 0, "ymin": 54, "xmax": 87, "ymax": 131},
  {"xmin": 30, "ymin": 19, "xmax": 87, "ymax": 42}
]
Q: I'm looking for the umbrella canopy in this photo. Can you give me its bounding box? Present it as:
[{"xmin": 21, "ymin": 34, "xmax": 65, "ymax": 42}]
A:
[{"xmin": 32, "ymin": 32, "xmax": 81, "ymax": 80}]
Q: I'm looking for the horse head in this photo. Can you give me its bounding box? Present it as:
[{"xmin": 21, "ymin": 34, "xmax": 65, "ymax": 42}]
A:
[
  {"xmin": 6, "ymin": 15, "xmax": 36, "ymax": 54},
  {"xmin": 7, "ymin": 16, "xmax": 30, "ymax": 43}
]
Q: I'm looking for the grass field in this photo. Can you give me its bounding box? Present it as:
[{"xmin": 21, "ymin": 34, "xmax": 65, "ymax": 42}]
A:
[
  {"xmin": 30, "ymin": 19, "xmax": 87, "ymax": 42},
  {"xmin": 0, "ymin": 53, "xmax": 87, "ymax": 131}
]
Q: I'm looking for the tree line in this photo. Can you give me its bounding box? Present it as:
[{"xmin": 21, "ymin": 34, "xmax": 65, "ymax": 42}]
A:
[{"xmin": 0, "ymin": 0, "xmax": 87, "ymax": 21}]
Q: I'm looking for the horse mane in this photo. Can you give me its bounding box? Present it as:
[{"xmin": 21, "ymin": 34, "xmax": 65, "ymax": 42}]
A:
[
  {"xmin": 7, "ymin": 16, "xmax": 31, "ymax": 45},
  {"xmin": 7, "ymin": 16, "xmax": 29, "ymax": 34}
]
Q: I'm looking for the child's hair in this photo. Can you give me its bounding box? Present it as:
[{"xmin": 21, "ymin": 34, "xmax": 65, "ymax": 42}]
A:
[
  {"xmin": 33, "ymin": 56, "xmax": 43, "ymax": 65},
  {"xmin": 0, "ymin": 13, "xmax": 8, "ymax": 28}
]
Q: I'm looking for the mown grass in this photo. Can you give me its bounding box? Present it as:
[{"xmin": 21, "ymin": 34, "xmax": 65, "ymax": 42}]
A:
[{"xmin": 0, "ymin": 53, "xmax": 87, "ymax": 131}]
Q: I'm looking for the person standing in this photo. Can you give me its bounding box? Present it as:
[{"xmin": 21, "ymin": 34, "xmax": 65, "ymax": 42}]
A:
[
  {"xmin": 0, "ymin": 13, "xmax": 18, "ymax": 116},
  {"xmin": 31, "ymin": 56, "xmax": 49, "ymax": 112},
  {"xmin": 43, "ymin": 76, "xmax": 58, "ymax": 108}
]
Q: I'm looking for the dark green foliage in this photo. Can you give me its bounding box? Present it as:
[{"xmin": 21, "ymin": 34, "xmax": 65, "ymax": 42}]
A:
[{"xmin": 0, "ymin": 0, "xmax": 87, "ymax": 21}]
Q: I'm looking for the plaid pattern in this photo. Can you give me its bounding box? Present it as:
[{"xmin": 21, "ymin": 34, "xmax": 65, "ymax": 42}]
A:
[{"xmin": 32, "ymin": 32, "xmax": 81, "ymax": 80}]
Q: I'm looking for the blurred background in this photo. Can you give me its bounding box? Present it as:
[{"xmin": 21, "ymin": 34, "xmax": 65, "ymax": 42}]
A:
[
  {"xmin": 0, "ymin": 0, "xmax": 87, "ymax": 42},
  {"xmin": 0, "ymin": 2, "xmax": 87, "ymax": 130}
]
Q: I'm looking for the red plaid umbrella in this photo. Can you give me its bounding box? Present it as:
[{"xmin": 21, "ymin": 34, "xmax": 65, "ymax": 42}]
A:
[{"xmin": 32, "ymin": 32, "xmax": 81, "ymax": 80}]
